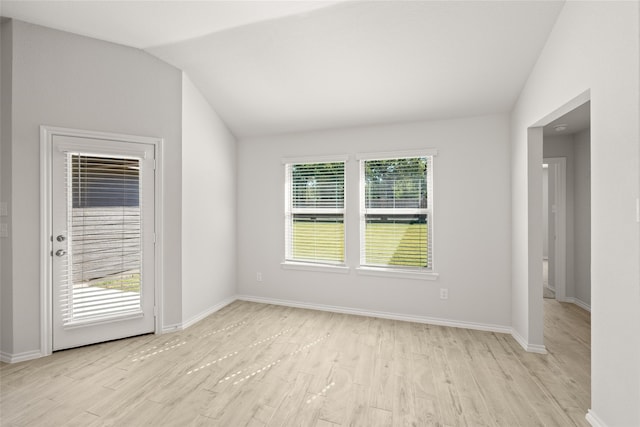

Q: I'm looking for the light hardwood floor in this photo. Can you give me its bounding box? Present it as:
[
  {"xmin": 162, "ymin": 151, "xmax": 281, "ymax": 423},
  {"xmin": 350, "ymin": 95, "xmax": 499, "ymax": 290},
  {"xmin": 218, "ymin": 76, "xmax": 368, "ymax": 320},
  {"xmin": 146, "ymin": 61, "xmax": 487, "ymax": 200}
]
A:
[{"xmin": 0, "ymin": 300, "xmax": 590, "ymax": 426}]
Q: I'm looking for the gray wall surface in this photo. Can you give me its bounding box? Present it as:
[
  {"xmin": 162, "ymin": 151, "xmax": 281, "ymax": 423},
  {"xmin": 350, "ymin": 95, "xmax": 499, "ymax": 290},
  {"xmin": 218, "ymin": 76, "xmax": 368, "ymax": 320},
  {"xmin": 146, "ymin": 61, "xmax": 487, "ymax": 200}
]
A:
[
  {"xmin": 181, "ymin": 74, "xmax": 237, "ymax": 326},
  {"xmin": 573, "ymin": 129, "xmax": 590, "ymax": 306},
  {"xmin": 1, "ymin": 20, "xmax": 183, "ymax": 356},
  {"xmin": 237, "ymin": 114, "xmax": 512, "ymax": 329},
  {"xmin": 510, "ymin": 2, "xmax": 639, "ymax": 423}
]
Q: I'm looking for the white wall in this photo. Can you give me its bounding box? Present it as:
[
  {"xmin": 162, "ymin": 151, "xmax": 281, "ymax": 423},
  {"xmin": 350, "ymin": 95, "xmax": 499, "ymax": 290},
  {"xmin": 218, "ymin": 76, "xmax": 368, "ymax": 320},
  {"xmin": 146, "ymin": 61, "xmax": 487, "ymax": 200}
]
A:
[
  {"xmin": 573, "ymin": 129, "xmax": 590, "ymax": 307},
  {"xmin": 510, "ymin": 2, "xmax": 639, "ymax": 425},
  {"xmin": 181, "ymin": 73, "xmax": 237, "ymax": 325},
  {"xmin": 237, "ymin": 114, "xmax": 512, "ymax": 329},
  {"xmin": 0, "ymin": 20, "xmax": 183, "ymax": 357}
]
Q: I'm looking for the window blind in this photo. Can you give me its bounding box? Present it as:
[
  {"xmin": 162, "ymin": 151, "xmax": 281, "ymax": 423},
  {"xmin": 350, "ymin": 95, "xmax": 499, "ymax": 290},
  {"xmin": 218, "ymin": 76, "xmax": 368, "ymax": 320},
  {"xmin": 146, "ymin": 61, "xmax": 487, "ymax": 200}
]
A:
[
  {"xmin": 284, "ymin": 161, "xmax": 345, "ymax": 264},
  {"xmin": 60, "ymin": 154, "xmax": 143, "ymax": 324},
  {"xmin": 360, "ymin": 156, "xmax": 433, "ymax": 270}
]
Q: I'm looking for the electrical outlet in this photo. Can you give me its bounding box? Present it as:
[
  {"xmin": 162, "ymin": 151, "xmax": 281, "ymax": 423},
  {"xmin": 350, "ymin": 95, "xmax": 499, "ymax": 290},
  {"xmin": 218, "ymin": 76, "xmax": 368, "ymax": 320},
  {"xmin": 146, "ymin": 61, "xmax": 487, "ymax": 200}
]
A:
[
  {"xmin": 440, "ymin": 288, "xmax": 448, "ymax": 300},
  {"xmin": 256, "ymin": 272, "xmax": 263, "ymax": 282}
]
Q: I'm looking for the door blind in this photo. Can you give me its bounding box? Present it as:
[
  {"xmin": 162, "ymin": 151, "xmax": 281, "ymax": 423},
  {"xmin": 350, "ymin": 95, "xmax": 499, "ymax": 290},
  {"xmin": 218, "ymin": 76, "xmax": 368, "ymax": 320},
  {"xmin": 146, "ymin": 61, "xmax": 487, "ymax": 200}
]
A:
[{"xmin": 60, "ymin": 154, "xmax": 143, "ymax": 324}]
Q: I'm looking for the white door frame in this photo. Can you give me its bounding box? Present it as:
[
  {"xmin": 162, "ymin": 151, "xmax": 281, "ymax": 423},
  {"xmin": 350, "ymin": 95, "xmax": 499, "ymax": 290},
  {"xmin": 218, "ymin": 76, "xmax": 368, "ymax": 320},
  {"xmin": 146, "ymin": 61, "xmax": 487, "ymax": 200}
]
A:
[
  {"xmin": 40, "ymin": 126, "xmax": 164, "ymax": 357},
  {"xmin": 543, "ymin": 156, "xmax": 567, "ymax": 302},
  {"xmin": 526, "ymin": 89, "xmax": 590, "ymax": 351}
]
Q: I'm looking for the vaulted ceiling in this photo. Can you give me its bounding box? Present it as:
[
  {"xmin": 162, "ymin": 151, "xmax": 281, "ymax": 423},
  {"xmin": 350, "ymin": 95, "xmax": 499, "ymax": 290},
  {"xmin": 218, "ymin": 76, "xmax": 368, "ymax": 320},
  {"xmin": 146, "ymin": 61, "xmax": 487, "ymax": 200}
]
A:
[{"xmin": 1, "ymin": 1, "xmax": 565, "ymax": 138}]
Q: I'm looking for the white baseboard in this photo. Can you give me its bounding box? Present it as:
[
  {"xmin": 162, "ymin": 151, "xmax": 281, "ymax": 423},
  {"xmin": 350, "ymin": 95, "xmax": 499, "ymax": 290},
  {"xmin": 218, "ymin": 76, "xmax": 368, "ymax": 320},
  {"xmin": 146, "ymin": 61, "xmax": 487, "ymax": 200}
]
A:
[
  {"xmin": 161, "ymin": 323, "xmax": 183, "ymax": 334},
  {"xmin": 0, "ymin": 349, "xmax": 43, "ymax": 364},
  {"xmin": 1, "ymin": 298, "xmax": 237, "ymax": 362},
  {"xmin": 586, "ymin": 409, "xmax": 607, "ymax": 427},
  {"xmin": 236, "ymin": 295, "xmax": 512, "ymax": 334},
  {"xmin": 162, "ymin": 296, "xmax": 236, "ymax": 333},
  {"xmin": 182, "ymin": 296, "xmax": 237, "ymax": 330},
  {"xmin": 510, "ymin": 329, "xmax": 547, "ymax": 354},
  {"xmin": 561, "ymin": 297, "xmax": 591, "ymax": 312}
]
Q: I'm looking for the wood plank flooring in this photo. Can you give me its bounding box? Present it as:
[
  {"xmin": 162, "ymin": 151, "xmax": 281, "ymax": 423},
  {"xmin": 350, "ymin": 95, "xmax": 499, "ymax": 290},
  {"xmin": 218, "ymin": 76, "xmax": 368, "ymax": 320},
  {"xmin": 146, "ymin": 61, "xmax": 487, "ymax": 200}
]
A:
[{"xmin": 0, "ymin": 299, "xmax": 590, "ymax": 426}]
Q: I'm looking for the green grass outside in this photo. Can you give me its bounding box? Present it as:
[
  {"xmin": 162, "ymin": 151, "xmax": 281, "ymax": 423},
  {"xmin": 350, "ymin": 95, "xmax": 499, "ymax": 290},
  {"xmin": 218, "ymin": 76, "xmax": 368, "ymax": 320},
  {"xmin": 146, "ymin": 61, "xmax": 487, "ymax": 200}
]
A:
[
  {"xmin": 292, "ymin": 222, "xmax": 427, "ymax": 267},
  {"xmin": 366, "ymin": 223, "xmax": 427, "ymax": 267},
  {"xmin": 293, "ymin": 222, "xmax": 345, "ymax": 262},
  {"xmin": 85, "ymin": 222, "xmax": 427, "ymax": 288},
  {"xmin": 89, "ymin": 273, "xmax": 141, "ymax": 293}
]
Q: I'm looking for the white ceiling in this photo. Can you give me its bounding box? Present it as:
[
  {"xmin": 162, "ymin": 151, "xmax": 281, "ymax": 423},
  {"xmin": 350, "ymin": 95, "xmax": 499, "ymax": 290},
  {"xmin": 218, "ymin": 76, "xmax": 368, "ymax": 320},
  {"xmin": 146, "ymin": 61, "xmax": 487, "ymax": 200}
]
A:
[
  {"xmin": 0, "ymin": 1, "xmax": 340, "ymax": 49},
  {"xmin": 1, "ymin": 1, "xmax": 566, "ymax": 138},
  {"xmin": 544, "ymin": 101, "xmax": 590, "ymax": 136}
]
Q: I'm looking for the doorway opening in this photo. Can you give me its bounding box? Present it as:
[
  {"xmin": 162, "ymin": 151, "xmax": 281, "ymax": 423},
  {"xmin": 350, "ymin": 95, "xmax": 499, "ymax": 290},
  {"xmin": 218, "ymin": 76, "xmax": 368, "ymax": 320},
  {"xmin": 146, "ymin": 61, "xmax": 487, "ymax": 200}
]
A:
[
  {"xmin": 542, "ymin": 101, "xmax": 591, "ymax": 312},
  {"xmin": 527, "ymin": 91, "xmax": 592, "ymax": 417},
  {"xmin": 526, "ymin": 90, "xmax": 590, "ymax": 354},
  {"xmin": 538, "ymin": 100, "xmax": 592, "ymax": 419}
]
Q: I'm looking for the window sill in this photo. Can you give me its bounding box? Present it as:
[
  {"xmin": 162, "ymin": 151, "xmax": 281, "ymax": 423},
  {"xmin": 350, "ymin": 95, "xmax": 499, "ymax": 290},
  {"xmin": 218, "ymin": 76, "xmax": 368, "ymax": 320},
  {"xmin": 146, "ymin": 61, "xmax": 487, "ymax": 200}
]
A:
[
  {"xmin": 281, "ymin": 261, "xmax": 351, "ymax": 274},
  {"xmin": 356, "ymin": 267, "xmax": 439, "ymax": 281}
]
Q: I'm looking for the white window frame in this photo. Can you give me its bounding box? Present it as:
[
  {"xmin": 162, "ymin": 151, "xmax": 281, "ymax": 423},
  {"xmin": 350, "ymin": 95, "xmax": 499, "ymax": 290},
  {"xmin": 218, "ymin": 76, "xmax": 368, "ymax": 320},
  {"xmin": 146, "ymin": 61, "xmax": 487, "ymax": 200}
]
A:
[
  {"xmin": 281, "ymin": 155, "xmax": 350, "ymax": 273},
  {"xmin": 357, "ymin": 149, "xmax": 438, "ymax": 280}
]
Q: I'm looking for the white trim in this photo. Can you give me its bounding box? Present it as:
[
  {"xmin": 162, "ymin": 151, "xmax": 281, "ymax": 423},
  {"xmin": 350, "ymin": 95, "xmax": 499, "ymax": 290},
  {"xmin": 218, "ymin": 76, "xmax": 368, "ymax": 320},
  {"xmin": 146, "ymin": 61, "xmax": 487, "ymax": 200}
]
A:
[
  {"xmin": 586, "ymin": 410, "xmax": 608, "ymax": 427},
  {"xmin": 40, "ymin": 126, "xmax": 164, "ymax": 356},
  {"xmin": 356, "ymin": 149, "xmax": 438, "ymax": 160},
  {"xmin": 181, "ymin": 296, "xmax": 237, "ymax": 330},
  {"xmin": 41, "ymin": 126, "xmax": 162, "ymax": 145},
  {"xmin": 561, "ymin": 297, "xmax": 591, "ymax": 312},
  {"xmin": 154, "ymin": 139, "xmax": 164, "ymax": 336},
  {"xmin": 236, "ymin": 295, "xmax": 512, "ymax": 334},
  {"xmin": 161, "ymin": 323, "xmax": 183, "ymax": 334},
  {"xmin": 291, "ymin": 207, "xmax": 345, "ymax": 215},
  {"xmin": 356, "ymin": 266, "xmax": 438, "ymax": 281},
  {"xmin": 511, "ymin": 329, "xmax": 548, "ymax": 354},
  {"xmin": 40, "ymin": 127, "xmax": 53, "ymax": 357},
  {"xmin": 0, "ymin": 350, "xmax": 43, "ymax": 364},
  {"xmin": 161, "ymin": 296, "xmax": 237, "ymax": 332},
  {"xmin": 55, "ymin": 141, "xmax": 148, "ymax": 159},
  {"xmin": 281, "ymin": 261, "xmax": 350, "ymax": 274},
  {"xmin": 282, "ymin": 154, "xmax": 350, "ymax": 164}
]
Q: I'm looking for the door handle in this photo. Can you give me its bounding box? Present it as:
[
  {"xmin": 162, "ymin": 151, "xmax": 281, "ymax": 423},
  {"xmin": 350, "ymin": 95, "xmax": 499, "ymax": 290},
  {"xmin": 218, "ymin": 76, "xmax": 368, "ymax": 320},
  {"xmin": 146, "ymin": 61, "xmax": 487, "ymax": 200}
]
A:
[{"xmin": 55, "ymin": 249, "xmax": 66, "ymax": 257}]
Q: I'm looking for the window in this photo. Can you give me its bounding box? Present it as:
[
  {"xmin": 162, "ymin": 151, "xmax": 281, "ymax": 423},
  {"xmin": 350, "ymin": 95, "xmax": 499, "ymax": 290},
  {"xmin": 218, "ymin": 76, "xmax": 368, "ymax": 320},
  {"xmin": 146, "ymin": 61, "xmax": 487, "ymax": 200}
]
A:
[
  {"xmin": 284, "ymin": 159, "xmax": 346, "ymax": 266},
  {"xmin": 359, "ymin": 152, "xmax": 434, "ymax": 272}
]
